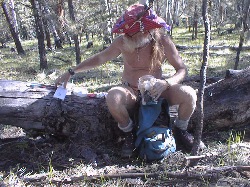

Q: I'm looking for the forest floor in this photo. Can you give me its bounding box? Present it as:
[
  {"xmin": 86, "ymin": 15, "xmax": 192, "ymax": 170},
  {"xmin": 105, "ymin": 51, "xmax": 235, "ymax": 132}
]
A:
[
  {"xmin": 0, "ymin": 27, "xmax": 250, "ymax": 186},
  {"xmin": 0, "ymin": 122, "xmax": 250, "ymax": 186}
]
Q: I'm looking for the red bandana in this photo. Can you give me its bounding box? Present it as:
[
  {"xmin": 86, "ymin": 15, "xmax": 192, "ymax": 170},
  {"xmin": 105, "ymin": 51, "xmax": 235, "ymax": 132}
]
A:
[{"xmin": 112, "ymin": 4, "xmax": 170, "ymax": 34}]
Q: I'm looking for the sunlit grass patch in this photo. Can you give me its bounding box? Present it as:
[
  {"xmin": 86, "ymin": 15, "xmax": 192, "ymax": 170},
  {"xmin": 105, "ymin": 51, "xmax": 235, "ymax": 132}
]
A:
[
  {"xmin": 1, "ymin": 26, "xmax": 249, "ymax": 90},
  {"xmin": 172, "ymin": 26, "xmax": 240, "ymax": 47},
  {"xmin": 172, "ymin": 27, "xmax": 249, "ymax": 78}
]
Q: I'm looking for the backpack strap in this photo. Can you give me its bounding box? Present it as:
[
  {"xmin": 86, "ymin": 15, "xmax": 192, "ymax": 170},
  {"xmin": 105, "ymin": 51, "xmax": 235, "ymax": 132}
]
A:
[
  {"xmin": 154, "ymin": 99, "xmax": 170, "ymax": 127},
  {"xmin": 136, "ymin": 98, "xmax": 164, "ymax": 135}
]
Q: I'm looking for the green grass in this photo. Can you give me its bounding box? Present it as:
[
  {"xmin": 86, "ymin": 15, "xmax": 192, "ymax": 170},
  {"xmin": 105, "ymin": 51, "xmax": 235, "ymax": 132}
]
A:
[
  {"xmin": 1, "ymin": 26, "xmax": 249, "ymax": 90},
  {"xmin": 171, "ymin": 26, "xmax": 249, "ymax": 77}
]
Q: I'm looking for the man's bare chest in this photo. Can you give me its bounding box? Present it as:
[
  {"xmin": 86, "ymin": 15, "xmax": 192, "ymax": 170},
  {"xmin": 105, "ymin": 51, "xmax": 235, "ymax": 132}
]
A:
[{"xmin": 123, "ymin": 47, "xmax": 152, "ymax": 69}]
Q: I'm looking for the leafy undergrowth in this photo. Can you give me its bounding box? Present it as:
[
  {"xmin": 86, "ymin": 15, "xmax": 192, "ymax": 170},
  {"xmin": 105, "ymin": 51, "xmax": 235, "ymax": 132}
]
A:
[{"xmin": 0, "ymin": 27, "xmax": 250, "ymax": 186}]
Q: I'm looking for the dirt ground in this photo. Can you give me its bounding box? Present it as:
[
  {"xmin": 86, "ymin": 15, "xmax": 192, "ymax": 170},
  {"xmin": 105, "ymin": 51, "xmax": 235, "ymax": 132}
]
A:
[{"xmin": 0, "ymin": 123, "xmax": 250, "ymax": 186}]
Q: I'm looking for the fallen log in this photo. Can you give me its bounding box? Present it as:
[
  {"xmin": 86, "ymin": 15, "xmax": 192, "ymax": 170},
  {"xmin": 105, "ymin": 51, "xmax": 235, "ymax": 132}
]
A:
[
  {"xmin": 176, "ymin": 45, "xmax": 250, "ymax": 51},
  {"xmin": 189, "ymin": 66, "xmax": 250, "ymax": 130},
  {"xmin": 0, "ymin": 80, "xmax": 117, "ymax": 140},
  {"xmin": 225, "ymin": 69, "xmax": 244, "ymax": 78},
  {"xmin": 0, "ymin": 67, "xmax": 249, "ymax": 139}
]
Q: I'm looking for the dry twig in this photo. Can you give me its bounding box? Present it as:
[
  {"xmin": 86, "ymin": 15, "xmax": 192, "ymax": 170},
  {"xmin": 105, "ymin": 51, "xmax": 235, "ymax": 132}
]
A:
[{"xmin": 23, "ymin": 165, "xmax": 250, "ymax": 184}]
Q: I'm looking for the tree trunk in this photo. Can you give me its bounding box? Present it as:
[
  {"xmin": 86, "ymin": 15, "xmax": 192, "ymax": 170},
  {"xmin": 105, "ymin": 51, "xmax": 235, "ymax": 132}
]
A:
[
  {"xmin": 73, "ymin": 34, "xmax": 81, "ymax": 64},
  {"xmin": 1, "ymin": 2, "xmax": 25, "ymax": 55},
  {"xmin": 218, "ymin": 1, "xmax": 223, "ymax": 23},
  {"xmin": 234, "ymin": 0, "xmax": 250, "ymax": 70},
  {"xmin": 162, "ymin": 0, "xmax": 167, "ymax": 25},
  {"xmin": 30, "ymin": 0, "xmax": 48, "ymax": 70},
  {"xmin": 67, "ymin": 0, "xmax": 81, "ymax": 64},
  {"xmin": 192, "ymin": 5, "xmax": 198, "ymax": 40},
  {"xmin": 56, "ymin": 0, "xmax": 66, "ymax": 43},
  {"xmin": 0, "ymin": 68, "xmax": 250, "ymax": 139},
  {"xmin": 166, "ymin": 0, "xmax": 172, "ymax": 27},
  {"xmin": 43, "ymin": 17, "xmax": 52, "ymax": 50},
  {"xmin": 173, "ymin": 0, "xmax": 180, "ymax": 26},
  {"xmin": 9, "ymin": 0, "xmax": 19, "ymax": 35},
  {"xmin": 191, "ymin": 0, "xmax": 210, "ymax": 157},
  {"xmin": 41, "ymin": 0, "xmax": 63, "ymax": 49}
]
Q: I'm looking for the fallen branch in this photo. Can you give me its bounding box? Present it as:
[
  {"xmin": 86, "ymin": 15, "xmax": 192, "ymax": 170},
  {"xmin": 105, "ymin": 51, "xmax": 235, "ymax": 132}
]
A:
[
  {"xmin": 24, "ymin": 170, "xmax": 213, "ymax": 184},
  {"xmin": 231, "ymin": 143, "xmax": 250, "ymax": 150},
  {"xmin": 184, "ymin": 152, "xmax": 219, "ymax": 162},
  {"xmin": 206, "ymin": 165, "xmax": 250, "ymax": 173},
  {"xmin": 176, "ymin": 45, "xmax": 250, "ymax": 51},
  {"xmin": 23, "ymin": 165, "xmax": 250, "ymax": 184}
]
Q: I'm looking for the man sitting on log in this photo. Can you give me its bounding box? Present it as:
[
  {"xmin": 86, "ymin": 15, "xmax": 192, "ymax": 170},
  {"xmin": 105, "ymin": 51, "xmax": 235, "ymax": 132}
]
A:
[{"xmin": 55, "ymin": 4, "xmax": 201, "ymax": 158}]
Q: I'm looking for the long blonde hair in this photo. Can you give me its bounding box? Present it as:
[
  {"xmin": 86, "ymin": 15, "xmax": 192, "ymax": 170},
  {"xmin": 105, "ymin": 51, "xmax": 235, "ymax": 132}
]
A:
[{"xmin": 149, "ymin": 28, "xmax": 165, "ymax": 72}]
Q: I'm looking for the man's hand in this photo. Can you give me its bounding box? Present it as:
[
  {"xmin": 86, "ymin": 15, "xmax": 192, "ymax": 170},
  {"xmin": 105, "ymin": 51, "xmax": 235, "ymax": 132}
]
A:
[
  {"xmin": 150, "ymin": 79, "xmax": 170, "ymax": 100},
  {"xmin": 55, "ymin": 71, "xmax": 71, "ymax": 88}
]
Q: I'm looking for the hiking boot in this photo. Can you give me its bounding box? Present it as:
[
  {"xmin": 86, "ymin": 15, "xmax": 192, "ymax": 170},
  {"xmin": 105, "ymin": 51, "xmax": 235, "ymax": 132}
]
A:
[
  {"xmin": 121, "ymin": 131, "xmax": 135, "ymax": 158},
  {"xmin": 173, "ymin": 127, "xmax": 205, "ymax": 151}
]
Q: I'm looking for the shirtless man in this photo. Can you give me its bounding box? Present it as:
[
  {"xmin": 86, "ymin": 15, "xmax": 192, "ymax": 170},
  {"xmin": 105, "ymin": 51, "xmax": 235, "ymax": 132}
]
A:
[{"xmin": 55, "ymin": 4, "xmax": 199, "ymax": 157}]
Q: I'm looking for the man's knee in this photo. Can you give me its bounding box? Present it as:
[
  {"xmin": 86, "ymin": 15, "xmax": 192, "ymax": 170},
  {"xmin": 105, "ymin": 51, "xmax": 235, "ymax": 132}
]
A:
[
  {"xmin": 106, "ymin": 87, "xmax": 127, "ymax": 106},
  {"xmin": 167, "ymin": 85, "xmax": 197, "ymax": 106},
  {"xmin": 181, "ymin": 85, "xmax": 197, "ymax": 108},
  {"xmin": 106, "ymin": 86, "xmax": 137, "ymax": 112},
  {"xmin": 106, "ymin": 87, "xmax": 119, "ymax": 106}
]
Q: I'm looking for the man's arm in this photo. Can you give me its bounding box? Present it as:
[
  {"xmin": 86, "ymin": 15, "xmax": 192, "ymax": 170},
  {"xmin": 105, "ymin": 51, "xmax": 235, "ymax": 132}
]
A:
[
  {"xmin": 161, "ymin": 35, "xmax": 187, "ymax": 85},
  {"xmin": 72, "ymin": 36, "xmax": 123, "ymax": 73},
  {"xmin": 55, "ymin": 36, "xmax": 123, "ymax": 88},
  {"xmin": 151, "ymin": 35, "xmax": 187, "ymax": 100}
]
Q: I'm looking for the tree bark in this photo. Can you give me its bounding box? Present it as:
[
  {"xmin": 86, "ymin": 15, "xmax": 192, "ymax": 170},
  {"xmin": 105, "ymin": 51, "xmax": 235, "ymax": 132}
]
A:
[
  {"xmin": 9, "ymin": 0, "xmax": 18, "ymax": 33},
  {"xmin": 192, "ymin": 5, "xmax": 198, "ymax": 40},
  {"xmin": 191, "ymin": 0, "xmax": 210, "ymax": 157},
  {"xmin": 67, "ymin": 0, "xmax": 81, "ymax": 64},
  {"xmin": 41, "ymin": 0, "xmax": 63, "ymax": 49},
  {"xmin": 45, "ymin": 24, "xmax": 52, "ymax": 50},
  {"xmin": 0, "ymin": 68, "xmax": 249, "ymax": 139},
  {"xmin": 42, "ymin": 16, "xmax": 52, "ymax": 50},
  {"xmin": 56, "ymin": 0, "xmax": 66, "ymax": 43},
  {"xmin": 234, "ymin": 0, "xmax": 250, "ymax": 70},
  {"xmin": 30, "ymin": 0, "xmax": 48, "ymax": 70},
  {"xmin": 190, "ymin": 66, "xmax": 250, "ymax": 130},
  {"xmin": 1, "ymin": 2, "xmax": 25, "ymax": 55},
  {"xmin": 0, "ymin": 80, "xmax": 116, "ymax": 140}
]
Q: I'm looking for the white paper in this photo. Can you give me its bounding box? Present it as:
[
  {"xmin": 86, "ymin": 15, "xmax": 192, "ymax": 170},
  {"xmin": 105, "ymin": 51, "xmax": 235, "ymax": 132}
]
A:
[{"xmin": 53, "ymin": 86, "xmax": 67, "ymax": 100}]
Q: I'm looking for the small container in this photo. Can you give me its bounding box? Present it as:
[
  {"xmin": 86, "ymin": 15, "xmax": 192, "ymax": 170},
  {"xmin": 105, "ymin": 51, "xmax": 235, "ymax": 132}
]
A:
[
  {"xmin": 73, "ymin": 87, "xmax": 88, "ymax": 97},
  {"xmin": 138, "ymin": 75, "xmax": 157, "ymax": 105},
  {"xmin": 30, "ymin": 82, "xmax": 40, "ymax": 89},
  {"xmin": 96, "ymin": 92, "xmax": 108, "ymax": 98},
  {"xmin": 138, "ymin": 75, "xmax": 156, "ymax": 90},
  {"xmin": 88, "ymin": 93, "xmax": 96, "ymax": 98}
]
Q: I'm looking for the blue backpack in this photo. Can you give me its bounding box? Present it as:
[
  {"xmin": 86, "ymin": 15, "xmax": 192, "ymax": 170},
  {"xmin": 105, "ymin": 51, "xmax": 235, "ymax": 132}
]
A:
[{"xmin": 135, "ymin": 99, "xmax": 176, "ymax": 162}]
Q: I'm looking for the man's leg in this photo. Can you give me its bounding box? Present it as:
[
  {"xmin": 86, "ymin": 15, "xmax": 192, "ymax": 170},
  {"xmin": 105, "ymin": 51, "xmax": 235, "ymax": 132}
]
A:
[
  {"xmin": 161, "ymin": 84, "xmax": 204, "ymax": 150},
  {"xmin": 162, "ymin": 84, "xmax": 197, "ymax": 128},
  {"xmin": 106, "ymin": 86, "xmax": 138, "ymax": 157}
]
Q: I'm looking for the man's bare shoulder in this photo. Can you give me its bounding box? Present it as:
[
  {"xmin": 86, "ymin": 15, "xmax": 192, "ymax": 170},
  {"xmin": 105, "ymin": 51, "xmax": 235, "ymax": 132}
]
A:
[
  {"xmin": 111, "ymin": 35, "xmax": 124, "ymax": 48},
  {"xmin": 160, "ymin": 34, "xmax": 174, "ymax": 45},
  {"xmin": 159, "ymin": 34, "xmax": 178, "ymax": 52}
]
